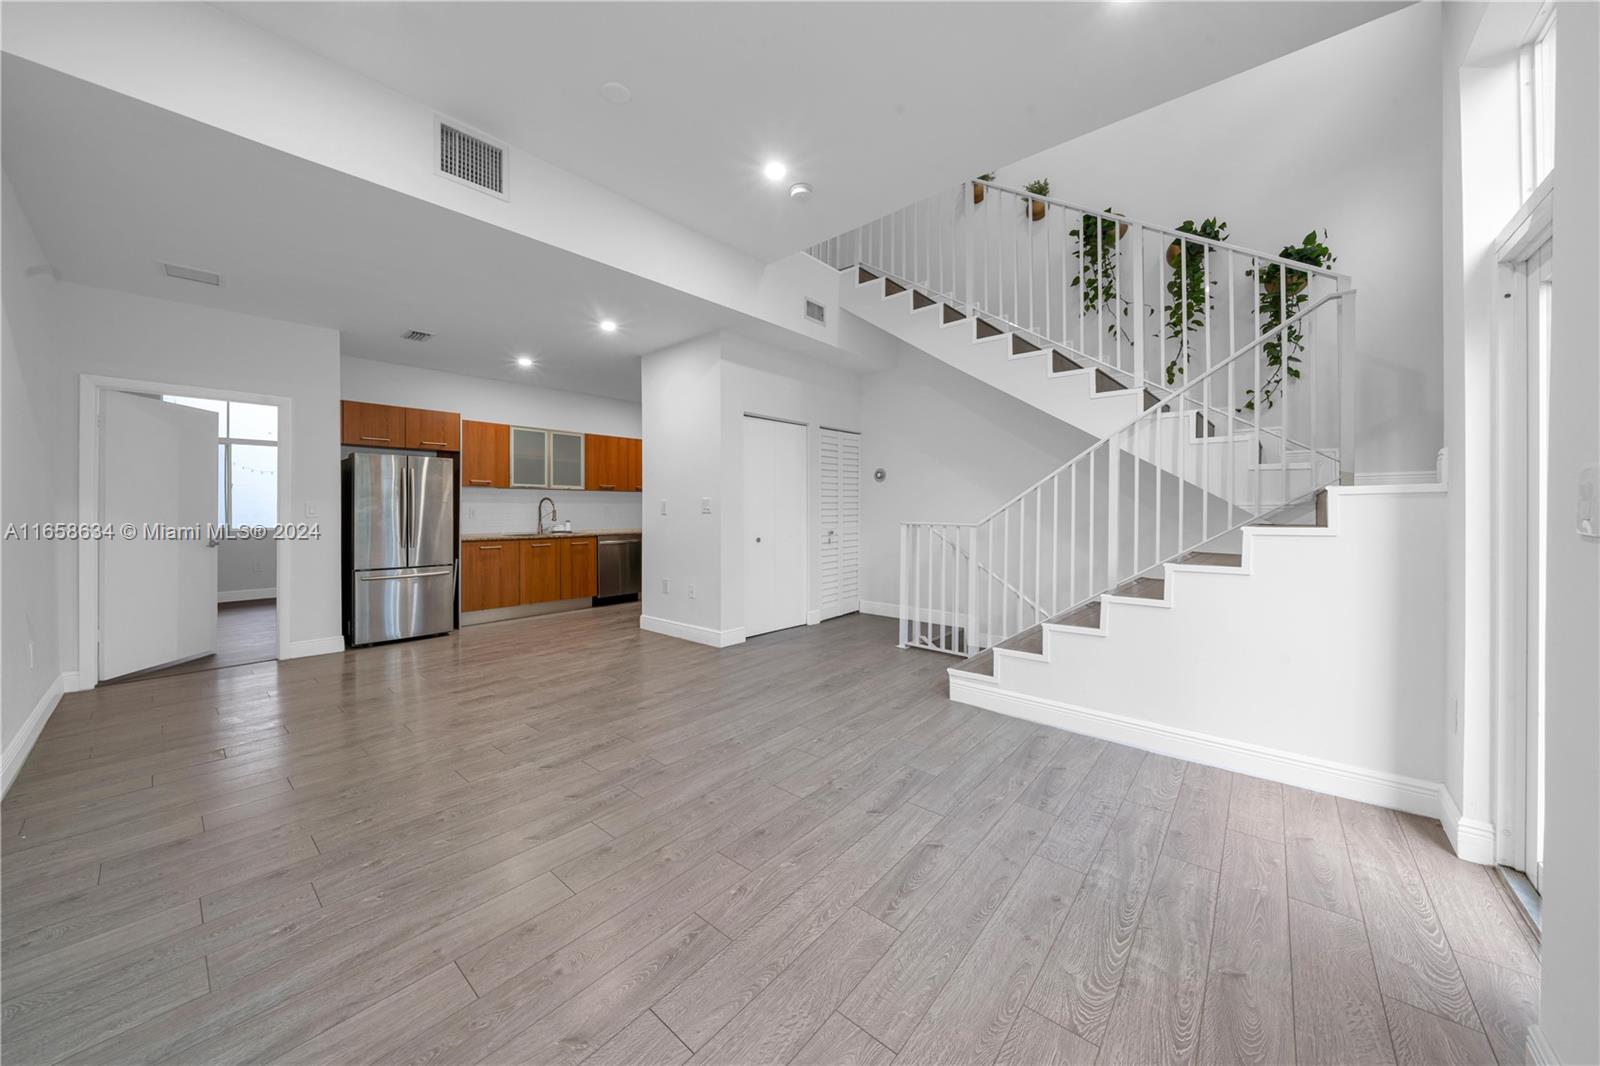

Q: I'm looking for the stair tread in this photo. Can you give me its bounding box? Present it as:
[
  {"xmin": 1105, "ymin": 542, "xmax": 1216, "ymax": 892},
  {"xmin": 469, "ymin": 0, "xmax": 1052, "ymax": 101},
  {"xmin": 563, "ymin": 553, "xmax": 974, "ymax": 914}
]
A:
[
  {"xmin": 1177, "ymin": 551, "xmax": 1243, "ymax": 568},
  {"xmin": 858, "ymin": 267, "xmax": 879, "ymax": 284},
  {"xmin": 975, "ymin": 318, "xmax": 1004, "ymax": 339},
  {"xmin": 1012, "ymin": 335, "xmax": 1041, "ymax": 354},
  {"xmin": 912, "ymin": 290, "xmax": 935, "ymax": 310},
  {"xmin": 1052, "ymin": 350, "xmax": 1083, "ymax": 373},
  {"xmin": 884, "ymin": 278, "xmax": 906, "ymax": 296},
  {"xmin": 1093, "ymin": 368, "xmax": 1127, "ymax": 393},
  {"xmin": 942, "ymin": 304, "xmax": 967, "ymax": 324},
  {"xmin": 953, "ymin": 649, "xmax": 995, "ymax": 677}
]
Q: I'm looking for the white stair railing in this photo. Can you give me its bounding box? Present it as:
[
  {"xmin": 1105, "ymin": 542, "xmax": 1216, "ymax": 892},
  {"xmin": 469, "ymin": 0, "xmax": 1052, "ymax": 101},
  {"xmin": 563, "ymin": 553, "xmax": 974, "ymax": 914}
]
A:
[
  {"xmin": 896, "ymin": 288, "xmax": 1357, "ymax": 658},
  {"xmin": 811, "ymin": 179, "xmax": 1347, "ymax": 402}
]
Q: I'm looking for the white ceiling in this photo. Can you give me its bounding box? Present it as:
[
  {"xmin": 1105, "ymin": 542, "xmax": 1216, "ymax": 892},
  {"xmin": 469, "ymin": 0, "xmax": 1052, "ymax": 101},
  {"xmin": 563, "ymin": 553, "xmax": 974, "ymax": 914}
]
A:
[
  {"xmin": 224, "ymin": 1, "xmax": 1403, "ymax": 261},
  {"xmin": 2, "ymin": 58, "xmax": 766, "ymax": 401}
]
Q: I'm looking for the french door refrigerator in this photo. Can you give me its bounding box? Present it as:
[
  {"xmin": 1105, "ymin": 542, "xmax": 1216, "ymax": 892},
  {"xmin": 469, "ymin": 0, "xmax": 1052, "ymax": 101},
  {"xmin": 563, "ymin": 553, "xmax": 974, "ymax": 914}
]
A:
[{"xmin": 342, "ymin": 453, "xmax": 457, "ymax": 646}]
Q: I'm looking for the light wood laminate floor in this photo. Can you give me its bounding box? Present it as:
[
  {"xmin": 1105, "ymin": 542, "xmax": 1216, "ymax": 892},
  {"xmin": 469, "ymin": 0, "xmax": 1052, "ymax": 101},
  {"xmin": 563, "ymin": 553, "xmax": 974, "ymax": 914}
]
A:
[
  {"xmin": 111, "ymin": 600, "xmax": 279, "ymax": 684},
  {"xmin": 1, "ymin": 606, "xmax": 1540, "ymax": 1065}
]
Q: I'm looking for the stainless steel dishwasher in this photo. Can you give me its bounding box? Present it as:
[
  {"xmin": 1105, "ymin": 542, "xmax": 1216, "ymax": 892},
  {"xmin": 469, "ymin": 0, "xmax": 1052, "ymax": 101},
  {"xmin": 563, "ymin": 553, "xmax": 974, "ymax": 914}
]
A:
[{"xmin": 595, "ymin": 534, "xmax": 641, "ymax": 602}]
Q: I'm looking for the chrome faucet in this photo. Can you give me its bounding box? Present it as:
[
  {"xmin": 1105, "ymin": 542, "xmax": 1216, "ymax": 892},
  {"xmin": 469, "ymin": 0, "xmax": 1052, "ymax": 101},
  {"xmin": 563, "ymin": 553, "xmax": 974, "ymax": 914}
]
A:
[{"xmin": 537, "ymin": 496, "xmax": 558, "ymax": 534}]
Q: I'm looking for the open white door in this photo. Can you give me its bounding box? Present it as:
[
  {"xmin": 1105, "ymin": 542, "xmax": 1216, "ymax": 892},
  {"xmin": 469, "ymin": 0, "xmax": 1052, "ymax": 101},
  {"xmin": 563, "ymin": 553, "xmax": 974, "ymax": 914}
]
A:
[
  {"xmin": 818, "ymin": 427, "xmax": 861, "ymax": 620},
  {"xmin": 100, "ymin": 391, "xmax": 219, "ymax": 680},
  {"xmin": 743, "ymin": 415, "xmax": 807, "ymax": 638}
]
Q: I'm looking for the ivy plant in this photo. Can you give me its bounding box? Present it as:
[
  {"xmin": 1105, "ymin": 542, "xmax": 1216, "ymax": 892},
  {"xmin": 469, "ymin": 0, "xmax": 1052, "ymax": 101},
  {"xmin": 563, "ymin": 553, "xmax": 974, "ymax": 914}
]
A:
[
  {"xmin": 1162, "ymin": 217, "xmax": 1229, "ymax": 385},
  {"xmin": 1241, "ymin": 230, "xmax": 1337, "ymax": 412},
  {"xmin": 1069, "ymin": 208, "xmax": 1131, "ymax": 340}
]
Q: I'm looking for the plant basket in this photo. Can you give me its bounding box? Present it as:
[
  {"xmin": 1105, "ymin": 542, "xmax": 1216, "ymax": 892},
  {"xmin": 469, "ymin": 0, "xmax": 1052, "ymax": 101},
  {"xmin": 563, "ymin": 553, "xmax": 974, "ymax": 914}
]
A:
[
  {"xmin": 973, "ymin": 183, "xmax": 985, "ymax": 206},
  {"xmin": 1026, "ymin": 198, "xmax": 1047, "ymax": 222}
]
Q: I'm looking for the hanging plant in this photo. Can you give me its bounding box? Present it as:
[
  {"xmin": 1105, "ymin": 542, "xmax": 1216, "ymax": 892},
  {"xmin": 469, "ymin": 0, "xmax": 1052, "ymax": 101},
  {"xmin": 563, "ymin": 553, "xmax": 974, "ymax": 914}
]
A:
[
  {"xmin": 1069, "ymin": 208, "xmax": 1132, "ymax": 340},
  {"xmin": 1162, "ymin": 217, "xmax": 1229, "ymax": 385},
  {"xmin": 1241, "ymin": 230, "xmax": 1337, "ymax": 411},
  {"xmin": 1023, "ymin": 179, "xmax": 1050, "ymax": 221},
  {"xmin": 973, "ymin": 173, "xmax": 995, "ymax": 205}
]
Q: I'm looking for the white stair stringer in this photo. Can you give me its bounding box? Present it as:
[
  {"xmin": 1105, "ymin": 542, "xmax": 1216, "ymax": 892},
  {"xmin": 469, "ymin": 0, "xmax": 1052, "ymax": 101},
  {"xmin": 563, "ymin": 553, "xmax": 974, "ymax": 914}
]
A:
[
  {"xmin": 837, "ymin": 267, "xmax": 1146, "ymax": 439},
  {"xmin": 947, "ymin": 483, "xmax": 1454, "ymax": 824}
]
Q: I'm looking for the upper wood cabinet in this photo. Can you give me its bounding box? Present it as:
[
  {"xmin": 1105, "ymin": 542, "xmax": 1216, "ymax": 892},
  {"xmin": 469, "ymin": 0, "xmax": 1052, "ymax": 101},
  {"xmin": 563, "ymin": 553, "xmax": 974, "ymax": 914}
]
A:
[
  {"xmin": 584, "ymin": 434, "xmax": 643, "ymax": 492},
  {"xmin": 404, "ymin": 408, "xmax": 461, "ymax": 452},
  {"xmin": 461, "ymin": 420, "xmax": 510, "ymax": 488},
  {"xmin": 460, "ymin": 540, "xmax": 520, "ymax": 612},
  {"xmin": 340, "ymin": 401, "xmax": 407, "ymax": 447},
  {"xmin": 342, "ymin": 400, "xmax": 459, "ymax": 451}
]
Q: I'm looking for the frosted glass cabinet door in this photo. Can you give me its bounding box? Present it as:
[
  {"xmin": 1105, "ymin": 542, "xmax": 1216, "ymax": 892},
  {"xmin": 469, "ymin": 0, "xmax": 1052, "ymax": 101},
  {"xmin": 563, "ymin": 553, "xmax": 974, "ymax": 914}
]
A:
[
  {"xmin": 510, "ymin": 426, "xmax": 549, "ymax": 487},
  {"xmin": 550, "ymin": 432, "xmax": 584, "ymax": 489}
]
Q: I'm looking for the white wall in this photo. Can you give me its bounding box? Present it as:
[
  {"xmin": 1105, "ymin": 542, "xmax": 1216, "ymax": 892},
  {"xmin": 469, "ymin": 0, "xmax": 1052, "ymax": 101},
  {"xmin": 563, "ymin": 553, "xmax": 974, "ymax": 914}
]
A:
[
  {"xmin": 640, "ymin": 335, "xmax": 725, "ymax": 640},
  {"xmin": 719, "ymin": 333, "xmax": 862, "ymax": 633},
  {"xmin": 46, "ymin": 284, "xmax": 343, "ymax": 665},
  {"xmin": 2, "ymin": 176, "xmax": 68, "ymax": 768},
  {"xmin": 858, "ymin": 341, "xmax": 1094, "ymax": 610},
  {"xmin": 994, "ymin": 3, "xmax": 1445, "ymax": 479},
  {"xmin": 640, "ymin": 330, "xmax": 863, "ymax": 645},
  {"xmin": 960, "ymin": 485, "xmax": 1448, "ymax": 812},
  {"xmin": 1539, "ymin": 3, "xmax": 1600, "ymax": 1060},
  {"xmin": 340, "ymin": 355, "xmax": 644, "ymax": 535},
  {"xmin": 218, "ymin": 537, "xmax": 276, "ymax": 599}
]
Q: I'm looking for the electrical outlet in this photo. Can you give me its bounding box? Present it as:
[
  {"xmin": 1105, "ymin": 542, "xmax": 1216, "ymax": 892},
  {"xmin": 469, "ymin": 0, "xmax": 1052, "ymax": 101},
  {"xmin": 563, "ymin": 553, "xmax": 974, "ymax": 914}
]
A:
[
  {"xmin": 253, "ymin": 560, "xmax": 264, "ymax": 574},
  {"xmin": 1451, "ymin": 697, "xmax": 1460, "ymax": 733},
  {"xmin": 701, "ymin": 497, "xmax": 712, "ymax": 514},
  {"xmin": 688, "ymin": 584, "xmax": 696, "ymax": 599},
  {"xmin": 467, "ymin": 506, "xmax": 478, "ymax": 520},
  {"xmin": 27, "ymin": 640, "xmax": 35, "ymax": 670},
  {"xmin": 661, "ymin": 578, "xmax": 670, "ymax": 595},
  {"xmin": 305, "ymin": 502, "xmax": 319, "ymax": 518}
]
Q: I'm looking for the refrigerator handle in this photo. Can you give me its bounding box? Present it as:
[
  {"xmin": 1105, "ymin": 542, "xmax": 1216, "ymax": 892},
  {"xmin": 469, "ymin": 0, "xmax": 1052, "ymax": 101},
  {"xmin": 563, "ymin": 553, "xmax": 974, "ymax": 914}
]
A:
[{"xmin": 402, "ymin": 461, "xmax": 413, "ymax": 566}]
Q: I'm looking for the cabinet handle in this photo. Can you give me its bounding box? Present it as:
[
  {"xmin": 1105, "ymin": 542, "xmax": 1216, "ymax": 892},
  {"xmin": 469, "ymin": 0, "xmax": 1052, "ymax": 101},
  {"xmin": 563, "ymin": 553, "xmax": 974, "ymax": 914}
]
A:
[
  {"xmin": 360, "ymin": 436, "xmax": 391, "ymax": 442},
  {"xmin": 599, "ymin": 484, "xmax": 616, "ymax": 490},
  {"xmin": 468, "ymin": 479, "xmax": 492, "ymax": 485},
  {"xmin": 420, "ymin": 440, "xmax": 449, "ymax": 447},
  {"xmin": 478, "ymin": 545, "xmax": 501, "ymax": 551}
]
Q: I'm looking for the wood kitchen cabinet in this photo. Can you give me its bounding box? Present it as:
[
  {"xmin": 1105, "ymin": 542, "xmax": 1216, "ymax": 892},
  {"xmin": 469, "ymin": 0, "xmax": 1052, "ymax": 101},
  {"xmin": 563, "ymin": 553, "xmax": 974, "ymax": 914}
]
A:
[
  {"xmin": 519, "ymin": 536, "xmax": 597, "ymax": 604},
  {"xmin": 520, "ymin": 539, "xmax": 561, "ymax": 603},
  {"xmin": 404, "ymin": 407, "xmax": 461, "ymax": 451},
  {"xmin": 563, "ymin": 536, "xmax": 598, "ymax": 599},
  {"xmin": 340, "ymin": 401, "xmax": 407, "ymax": 448},
  {"xmin": 461, "ymin": 540, "xmax": 520, "ymax": 611},
  {"xmin": 460, "ymin": 420, "xmax": 510, "ymax": 488},
  {"xmin": 584, "ymin": 434, "xmax": 643, "ymax": 492}
]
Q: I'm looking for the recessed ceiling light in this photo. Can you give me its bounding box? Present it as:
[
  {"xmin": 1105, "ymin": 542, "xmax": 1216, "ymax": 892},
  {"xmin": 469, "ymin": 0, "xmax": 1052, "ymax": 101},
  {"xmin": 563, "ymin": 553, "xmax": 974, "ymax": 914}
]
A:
[
  {"xmin": 789, "ymin": 182, "xmax": 812, "ymax": 201},
  {"xmin": 599, "ymin": 319, "xmax": 618, "ymax": 333},
  {"xmin": 762, "ymin": 160, "xmax": 788, "ymax": 182},
  {"xmin": 600, "ymin": 81, "xmax": 632, "ymax": 104},
  {"xmin": 515, "ymin": 355, "xmax": 534, "ymax": 368}
]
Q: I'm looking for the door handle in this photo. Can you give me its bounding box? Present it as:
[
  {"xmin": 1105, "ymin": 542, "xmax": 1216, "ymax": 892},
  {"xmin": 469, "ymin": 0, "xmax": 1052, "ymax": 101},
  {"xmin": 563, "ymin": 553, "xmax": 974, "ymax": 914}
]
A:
[
  {"xmin": 360, "ymin": 568, "xmax": 453, "ymax": 581},
  {"xmin": 755, "ymin": 536, "xmax": 762, "ymax": 543},
  {"xmin": 360, "ymin": 436, "xmax": 391, "ymax": 442}
]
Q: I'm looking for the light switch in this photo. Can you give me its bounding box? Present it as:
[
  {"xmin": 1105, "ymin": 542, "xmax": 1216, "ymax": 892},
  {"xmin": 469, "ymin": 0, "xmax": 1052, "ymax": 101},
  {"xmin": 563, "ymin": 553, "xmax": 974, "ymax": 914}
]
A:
[
  {"xmin": 660, "ymin": 500, "xmax": 668, "ymax": 516},
  {"xmin": 1579, "ymin": 464, "xmax": 1598, "ymax": 539},
  {"xmin": 305, "ymin": 502, "xmax": 319, "ymax": 518},
  {"xmin": 701, "ymin": 497, "xmax": 712, "ymax": 514}
]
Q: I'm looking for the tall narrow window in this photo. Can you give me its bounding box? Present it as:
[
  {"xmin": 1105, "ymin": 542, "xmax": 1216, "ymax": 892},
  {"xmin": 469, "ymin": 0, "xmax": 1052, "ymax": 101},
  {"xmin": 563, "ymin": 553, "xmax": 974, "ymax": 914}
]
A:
[{"xmin": 1519, "ymin": 9, "xmax": 1557, "ymax": 201}]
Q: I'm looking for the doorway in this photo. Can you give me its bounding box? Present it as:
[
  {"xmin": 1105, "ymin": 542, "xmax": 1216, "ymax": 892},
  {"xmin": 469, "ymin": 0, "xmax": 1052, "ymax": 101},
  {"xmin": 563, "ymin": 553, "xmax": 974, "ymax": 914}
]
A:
[
  {"xmin": 79, "ymin": 376, "xmax": 292, "ymax": 685},
  {"xmin": 1493, "ymin": 233, "xmax": 1552, "ymax": 903},
  {"xmin": 742, "ymin": 415, "xmax": 807, "ymax": 638}
]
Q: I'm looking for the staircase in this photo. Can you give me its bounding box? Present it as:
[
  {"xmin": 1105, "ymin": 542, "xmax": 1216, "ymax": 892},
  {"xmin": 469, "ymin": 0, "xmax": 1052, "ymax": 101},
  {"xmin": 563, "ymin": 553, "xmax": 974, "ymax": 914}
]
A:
[{"xmin": 808, "ymin": 179, "xmax": 1356, "ymax": 661}]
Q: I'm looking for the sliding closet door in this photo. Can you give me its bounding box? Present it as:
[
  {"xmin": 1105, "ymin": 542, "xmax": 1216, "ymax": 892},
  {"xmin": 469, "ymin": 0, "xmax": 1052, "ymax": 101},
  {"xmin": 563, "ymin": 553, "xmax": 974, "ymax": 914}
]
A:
[
  {"xmin": 742, "ymin": 415, "xmax": 808, "ymax": 637},
  {"xmin": 818, "ymin": 427, "xmax": 861, "ymax": 620}
]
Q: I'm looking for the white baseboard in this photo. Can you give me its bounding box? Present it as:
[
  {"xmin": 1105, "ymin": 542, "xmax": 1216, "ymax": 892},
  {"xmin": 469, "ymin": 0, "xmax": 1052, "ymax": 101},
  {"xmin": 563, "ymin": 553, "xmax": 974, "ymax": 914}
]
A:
[
  {"xmin": 1438, "ymin": 785, "xmax": 1498, "ymax": 864},
  {"xmin": 640, "ymin": 614, "xmax": 746, "ymax": 648},
  {"xmin": 950, "ymin": 675, "xmax": 1444, "ymax": 820},
  {"xmin": 218, "ymin": 588, "xmax": 275, "ymax": 604},
  {"xmin": 282, "ymin": 636, "xmax": 346, "ymax": 660},
  {"xmin": 3, "ymin": 672, "xmax": 69, "ymax": 796},
  {"xmin": 860, "ymin": 600, "xmax": 898, "ymax": 618},
  {"xmin": 1527, "ymin": 1025, "xmax": 1559, "ymax": 1065}
]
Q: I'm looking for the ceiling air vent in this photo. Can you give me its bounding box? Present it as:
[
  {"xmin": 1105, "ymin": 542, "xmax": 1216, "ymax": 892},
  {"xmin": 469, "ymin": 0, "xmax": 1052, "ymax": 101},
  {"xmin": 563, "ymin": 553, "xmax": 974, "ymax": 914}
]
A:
[
  {"xmin": 163, "ymin": 263, "xmax": 221, "ymax": 286},
  {"xmin": 401, "ymin": 329, "xmax": 434, "ymax": 342},
  {"xmin": 804, "ymin": 299, "xmax": 827, "ymax": 326},
  {"xmin": 437, "ymin": 119, "xmax": 506, "ymax": 197}
]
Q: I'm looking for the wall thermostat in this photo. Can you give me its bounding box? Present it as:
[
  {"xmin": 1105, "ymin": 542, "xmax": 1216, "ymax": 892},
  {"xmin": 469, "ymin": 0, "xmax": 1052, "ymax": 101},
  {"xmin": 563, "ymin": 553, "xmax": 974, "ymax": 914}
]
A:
[{"xmin": 873, "ymin": 468, "xmax": 886, "ymax": 482}]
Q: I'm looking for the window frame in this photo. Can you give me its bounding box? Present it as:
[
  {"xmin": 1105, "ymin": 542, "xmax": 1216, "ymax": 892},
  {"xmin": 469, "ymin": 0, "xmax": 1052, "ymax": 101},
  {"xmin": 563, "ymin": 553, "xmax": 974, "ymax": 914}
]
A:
[
  {"xmin": 1518, "ymin": 5, "xmax": 1557, "ymax": 203},
  {"xmin": 163, "ymin": 395, "xmax": 279, "ymax": 529}
]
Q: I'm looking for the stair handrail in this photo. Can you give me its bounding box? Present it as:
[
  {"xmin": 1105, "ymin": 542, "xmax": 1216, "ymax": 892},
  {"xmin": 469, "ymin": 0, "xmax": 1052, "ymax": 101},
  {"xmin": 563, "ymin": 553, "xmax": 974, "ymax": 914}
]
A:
[
  {"xmin": 968, "ymin": 179, "xmax": 1345, "ymax": 282},
  {"xmin": 976, "ymin": 287, "xmax": 1354, "ymax": 526},
  {"xmin": 896, "ymin": 286, "xmax": 1356, "ymax": 657}
]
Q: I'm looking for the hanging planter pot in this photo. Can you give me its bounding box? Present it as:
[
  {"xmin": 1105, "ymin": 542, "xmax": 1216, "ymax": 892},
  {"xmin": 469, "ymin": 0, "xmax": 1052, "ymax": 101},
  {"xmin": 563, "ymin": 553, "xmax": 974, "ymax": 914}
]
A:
[
  {"xmin": 1023, "ymin": 179, "xmax": 1050, "ymax": 222},
  {"xmin": 973, "ymin": 174, "xmax": 993, "ymax": 205},
  {"xmin": 1026, "ymin": 198, "xmax": 1047, "ymax": 222}
]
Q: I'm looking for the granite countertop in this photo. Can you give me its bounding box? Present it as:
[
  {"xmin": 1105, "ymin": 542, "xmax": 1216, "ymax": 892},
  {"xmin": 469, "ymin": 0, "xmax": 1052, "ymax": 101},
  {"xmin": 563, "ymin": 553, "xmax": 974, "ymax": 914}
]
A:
[{"xmin": 461, "ymin": 528, "xmax": 642, "ymax": 542}]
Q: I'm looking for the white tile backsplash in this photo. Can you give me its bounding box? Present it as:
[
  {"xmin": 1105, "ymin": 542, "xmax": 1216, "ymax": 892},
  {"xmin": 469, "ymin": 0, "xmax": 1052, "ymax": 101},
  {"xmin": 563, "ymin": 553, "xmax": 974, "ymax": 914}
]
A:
[{"xmin": 461, "ymin": 488, "xmax": 642, "ymax": 535}]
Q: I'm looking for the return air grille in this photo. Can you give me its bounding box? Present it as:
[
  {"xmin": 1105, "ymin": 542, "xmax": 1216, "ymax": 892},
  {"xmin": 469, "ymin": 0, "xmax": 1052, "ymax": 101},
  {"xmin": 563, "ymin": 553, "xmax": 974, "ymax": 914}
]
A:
[
  {"xmin": 438, "ymin": 122, "xmax": 504, "ymax": 195},
  {"xmin": 401, "ymin": 329, "xmax": 434, "ymax": 342},
  {"xmin": 804, "ymin": 299, "xmax": 827, "ymax": 325}
]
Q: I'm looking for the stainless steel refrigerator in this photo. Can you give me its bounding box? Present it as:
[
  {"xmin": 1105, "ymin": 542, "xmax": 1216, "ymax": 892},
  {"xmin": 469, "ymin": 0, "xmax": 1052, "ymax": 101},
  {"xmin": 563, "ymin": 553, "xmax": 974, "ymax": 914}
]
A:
[{"xmin": 342, "ymin": 453, "xmax": 457, "ymax": 646}]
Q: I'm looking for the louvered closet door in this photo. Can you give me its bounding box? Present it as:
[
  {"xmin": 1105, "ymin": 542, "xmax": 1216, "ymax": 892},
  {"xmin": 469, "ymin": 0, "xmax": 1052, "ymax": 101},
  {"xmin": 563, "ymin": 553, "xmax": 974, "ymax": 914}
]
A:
[{"xmin": 818, "ymin": 427, "xmax": 862, "ymax": 620}]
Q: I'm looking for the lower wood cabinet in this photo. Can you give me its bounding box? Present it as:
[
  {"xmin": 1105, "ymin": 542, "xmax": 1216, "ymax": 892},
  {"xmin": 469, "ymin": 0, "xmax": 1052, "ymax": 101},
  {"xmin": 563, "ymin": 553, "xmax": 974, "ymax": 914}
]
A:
[
  {"xmin": 521, "ymin": 536, "xmax": 598, "ymax": 604},
  {"xmin": 461, "ymin": 540, "xmax": 520, "ymax": 612}
]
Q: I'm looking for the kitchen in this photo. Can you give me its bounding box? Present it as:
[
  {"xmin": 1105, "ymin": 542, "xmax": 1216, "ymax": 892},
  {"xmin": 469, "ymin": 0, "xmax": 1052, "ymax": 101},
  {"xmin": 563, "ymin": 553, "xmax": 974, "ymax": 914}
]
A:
[{"xmin": 338, "ymin": 356, "xmax": 644, "ymax": 646}]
